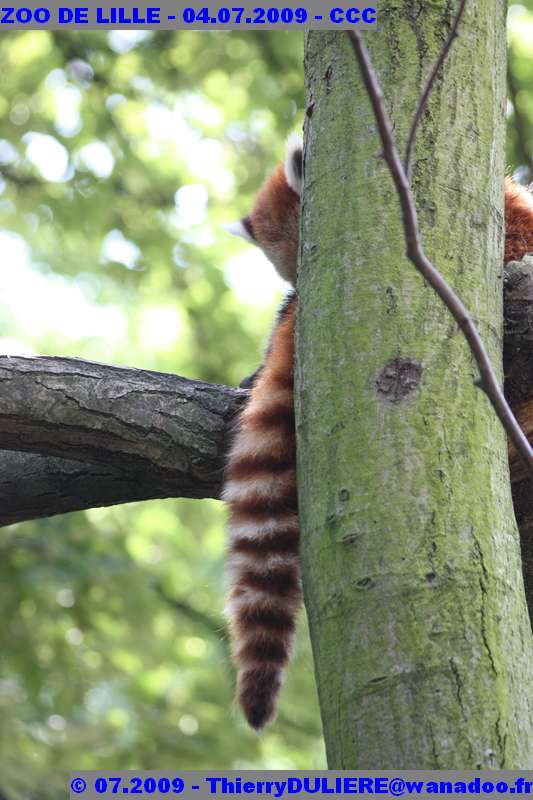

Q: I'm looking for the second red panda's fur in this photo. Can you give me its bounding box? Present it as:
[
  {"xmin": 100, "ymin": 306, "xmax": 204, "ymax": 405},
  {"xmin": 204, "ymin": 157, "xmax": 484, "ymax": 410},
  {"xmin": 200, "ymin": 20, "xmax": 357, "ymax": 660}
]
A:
[{"xmin": 224, "ymin": 137, "xmax": 533, "ymax": 730}]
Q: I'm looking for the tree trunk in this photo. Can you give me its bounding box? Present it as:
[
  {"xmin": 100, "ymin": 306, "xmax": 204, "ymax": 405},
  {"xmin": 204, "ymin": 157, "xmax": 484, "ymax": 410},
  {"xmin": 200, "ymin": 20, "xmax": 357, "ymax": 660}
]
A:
[{"xmin": 297, "ymin": 13, "xmax": 533, "ymax": 770}]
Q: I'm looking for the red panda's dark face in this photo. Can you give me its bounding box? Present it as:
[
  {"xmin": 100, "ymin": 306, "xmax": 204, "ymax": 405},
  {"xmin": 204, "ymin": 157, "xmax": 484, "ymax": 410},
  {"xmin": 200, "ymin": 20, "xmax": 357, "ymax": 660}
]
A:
[{"xmin": 225, "ymin": 135, "xmax": 303, "ymax": 287}]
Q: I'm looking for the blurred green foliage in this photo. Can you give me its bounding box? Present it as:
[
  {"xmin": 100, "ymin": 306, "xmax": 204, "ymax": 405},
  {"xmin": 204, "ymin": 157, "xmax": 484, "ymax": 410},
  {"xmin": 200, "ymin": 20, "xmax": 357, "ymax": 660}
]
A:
[
  {"xmin": 0, "ymin": 30, "xmax": 324, "ymax": 798},
  {"xmin": 1, "ymin": 9, "xmax": 531, "ymax": 793},
  {"xmin": 508, "ymin": 0, "xmax": 533, "ymax": 181}
]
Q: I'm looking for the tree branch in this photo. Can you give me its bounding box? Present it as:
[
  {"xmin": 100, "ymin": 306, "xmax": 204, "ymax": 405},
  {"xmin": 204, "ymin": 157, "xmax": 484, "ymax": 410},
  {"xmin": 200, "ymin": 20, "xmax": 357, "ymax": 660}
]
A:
[
  {"xmin": 0, "ymin": 451, "xmax": 196, "ymax": 527},
  {"xmin": 346, "ymin": 28, "xmax": 533, "ymax": 477},
  {"xmin": 3, "ymin": 247, "xmax": 533, "ymax": 527},
  {"xmin": 154, "ymin": 583, "xmax": 230, "ymax": 647},
  {"xmin": 0, "ymin": 356, "xmax": 244, "ymax": 526}
]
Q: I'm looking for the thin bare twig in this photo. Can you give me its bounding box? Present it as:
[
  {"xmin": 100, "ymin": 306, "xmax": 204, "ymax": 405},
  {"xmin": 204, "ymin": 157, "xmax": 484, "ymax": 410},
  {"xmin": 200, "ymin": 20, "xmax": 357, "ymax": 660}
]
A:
[
  {"xmin": 346, "ymin": 29, "xmax": 533, "ymax": 476},
  {"xmin": 154, "ymin": 583, "xmax": 229, "ymax": 645},
  {"xmin": 403, "ymin": 0, "xmax": 467, "ymax": 181}
]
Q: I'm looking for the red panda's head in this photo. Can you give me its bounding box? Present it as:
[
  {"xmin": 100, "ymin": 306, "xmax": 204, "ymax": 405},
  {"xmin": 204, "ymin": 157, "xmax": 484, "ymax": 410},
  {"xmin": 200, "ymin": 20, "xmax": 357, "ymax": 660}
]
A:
[{"xmin": 225, "ymin": 134, "xmax": 302, "ymax": 286}]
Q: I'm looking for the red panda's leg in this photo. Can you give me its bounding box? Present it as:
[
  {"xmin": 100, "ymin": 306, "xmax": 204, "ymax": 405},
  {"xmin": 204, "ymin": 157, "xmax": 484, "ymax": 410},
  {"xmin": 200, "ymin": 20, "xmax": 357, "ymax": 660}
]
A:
[{"xmin": 223, "ymin": 296, "xmax": 300, "ymax": 730}]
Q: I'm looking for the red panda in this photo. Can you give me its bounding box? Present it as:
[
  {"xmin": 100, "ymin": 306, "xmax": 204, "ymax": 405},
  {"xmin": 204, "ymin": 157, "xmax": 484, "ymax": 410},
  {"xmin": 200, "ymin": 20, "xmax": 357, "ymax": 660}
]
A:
[
  {"xmin": 222, "ymin": 134, "xmax": 302, "ymax": 730},
  {"xmin": 223, "ymin": 135, "xmax": 533, "ymax": 730}
]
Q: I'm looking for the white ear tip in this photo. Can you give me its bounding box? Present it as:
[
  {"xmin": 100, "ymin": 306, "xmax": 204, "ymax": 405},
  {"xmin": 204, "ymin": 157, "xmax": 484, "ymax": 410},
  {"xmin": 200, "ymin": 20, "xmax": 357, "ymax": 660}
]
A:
[
  {"xmin": 285, "ymin": 132, "xmax": 303, "ymax": 196},
  {"xmin": 286, "ymin": 131, "xmax": 303, "ymax": 153},
  {"xmin": 223, "ymin": 220, "xmax": 254, "ymax": 243}
]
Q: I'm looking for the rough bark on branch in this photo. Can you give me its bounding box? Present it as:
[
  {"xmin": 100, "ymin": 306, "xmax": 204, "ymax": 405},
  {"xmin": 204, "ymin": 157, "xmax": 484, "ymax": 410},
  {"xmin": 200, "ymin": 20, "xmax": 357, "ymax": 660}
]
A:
[
  {"xmin": 0, "ymin": 356, "xmax": 244, "ymax": 526},
  {"xmin": 2, "ymin": 256, "xmax": 533, "ymax": 542}
]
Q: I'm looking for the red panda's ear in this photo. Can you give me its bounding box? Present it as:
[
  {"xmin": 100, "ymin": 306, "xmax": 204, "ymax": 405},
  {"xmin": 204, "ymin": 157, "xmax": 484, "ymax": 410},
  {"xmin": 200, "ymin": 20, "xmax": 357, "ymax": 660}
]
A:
[
  {"xmin": 285, "ymin": 133, "xmax": 303, "ymax": 196},
  {"xmin": 223, "ymin": 216, "xmax": 255, "ymax": 244}
]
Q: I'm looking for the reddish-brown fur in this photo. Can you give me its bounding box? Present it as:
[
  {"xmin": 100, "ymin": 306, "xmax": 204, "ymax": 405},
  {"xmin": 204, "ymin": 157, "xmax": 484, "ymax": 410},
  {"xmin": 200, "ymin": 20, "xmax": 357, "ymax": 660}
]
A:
[
  {"xmin": 224, "ymin": 150, "xmax": 533, "ymax": 730},
  {"xmin": 504, "ymin": 177, "xmax": 533, "ymax": 265},
  {"xmin": 247, "ymin": 164, "xmax": 300, "ymax": 285},
  {"xmin": 223, "ymin": 298, "xmax": 299, "ymax": 729}
]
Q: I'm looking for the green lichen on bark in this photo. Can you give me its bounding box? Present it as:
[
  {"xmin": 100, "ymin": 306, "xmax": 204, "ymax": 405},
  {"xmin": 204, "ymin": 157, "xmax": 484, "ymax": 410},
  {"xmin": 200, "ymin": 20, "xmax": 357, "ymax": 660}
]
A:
[{"xmin": 297, "ymin": 9, "xmax": 533, "ymax": 769}]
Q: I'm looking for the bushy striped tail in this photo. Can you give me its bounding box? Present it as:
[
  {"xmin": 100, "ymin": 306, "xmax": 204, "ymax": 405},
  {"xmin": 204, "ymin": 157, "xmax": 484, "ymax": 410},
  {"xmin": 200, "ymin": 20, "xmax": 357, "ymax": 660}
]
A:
[{"xmin": 222, "ymin": 295, "xmax": 301, "ymax": 730}]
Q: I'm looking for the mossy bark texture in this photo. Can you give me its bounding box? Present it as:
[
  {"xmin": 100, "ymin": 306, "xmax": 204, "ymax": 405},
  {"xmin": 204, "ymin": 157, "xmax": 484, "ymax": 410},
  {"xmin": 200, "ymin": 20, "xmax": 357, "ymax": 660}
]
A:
[{"xmin": 297, "ymin": 11, "xmax": 533, "ymax": 769}]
